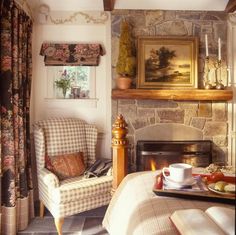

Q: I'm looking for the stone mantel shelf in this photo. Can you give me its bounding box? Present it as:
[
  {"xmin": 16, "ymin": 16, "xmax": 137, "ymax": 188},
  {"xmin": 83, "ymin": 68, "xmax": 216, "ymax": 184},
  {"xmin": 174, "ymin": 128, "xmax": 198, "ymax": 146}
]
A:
[{"xmin": 112, "ymin": 89, "xmax": 233, "ymax": 101}]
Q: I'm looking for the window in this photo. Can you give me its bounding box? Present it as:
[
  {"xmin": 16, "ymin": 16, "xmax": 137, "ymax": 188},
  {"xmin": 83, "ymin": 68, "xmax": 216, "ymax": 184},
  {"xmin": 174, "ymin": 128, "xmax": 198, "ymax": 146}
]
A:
[{"xmin": 47, "ymin": 66, "xmax": 95, "ymax": 99}]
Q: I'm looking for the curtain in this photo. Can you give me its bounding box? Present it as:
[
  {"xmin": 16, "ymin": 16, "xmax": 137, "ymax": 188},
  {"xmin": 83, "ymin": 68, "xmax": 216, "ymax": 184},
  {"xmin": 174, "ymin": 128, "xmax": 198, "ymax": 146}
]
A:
[
  {"xmin": 0, "ymin": 0, "xmax": 34, "ymax": 234},
  {"xmin": 40, "ymin": 42, "xmax": 104, "ymax": 66}
]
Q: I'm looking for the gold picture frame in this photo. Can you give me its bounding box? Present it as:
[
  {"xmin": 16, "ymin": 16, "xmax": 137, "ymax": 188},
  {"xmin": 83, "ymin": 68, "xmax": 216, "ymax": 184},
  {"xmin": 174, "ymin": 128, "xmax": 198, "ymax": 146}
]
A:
[{"xmin": 137, "ymin": 36, "xmax": 198, "ymax": 89}]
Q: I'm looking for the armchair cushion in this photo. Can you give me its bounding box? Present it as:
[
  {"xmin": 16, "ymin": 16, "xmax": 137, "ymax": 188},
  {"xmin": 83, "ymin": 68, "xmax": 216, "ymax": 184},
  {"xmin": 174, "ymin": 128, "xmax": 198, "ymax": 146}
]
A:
[
  {"xmin": 52, "ymin": 175, "xmax": 113, "ymax": 204},
  {"xmin": 46, "ymin": 152, "xmax": 85, "ymax": 180}
]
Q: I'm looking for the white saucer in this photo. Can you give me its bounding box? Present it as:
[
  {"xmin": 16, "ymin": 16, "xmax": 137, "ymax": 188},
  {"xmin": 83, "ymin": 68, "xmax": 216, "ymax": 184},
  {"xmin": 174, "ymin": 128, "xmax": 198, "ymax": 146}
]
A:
[{"xmin": 164, "ymin": 176, "xmax": 196, "ymax": 187}]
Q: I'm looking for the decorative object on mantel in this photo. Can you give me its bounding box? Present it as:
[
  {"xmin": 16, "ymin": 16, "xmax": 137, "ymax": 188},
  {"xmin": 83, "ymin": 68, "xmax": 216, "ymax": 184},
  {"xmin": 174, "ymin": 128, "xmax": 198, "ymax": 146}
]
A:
[
  {"xmin": 203, "ymin": 35, "xmax": 228, "ymax": 90},
  {"xmin": 137, "ymin": 36, "xmax": 198, "ymax": 89},
  {"xmin": 40, "ymin": 42, "xmax": 104, "ymax": 66},
  {"xmin": 203, "ymin": 56, "xmax": 212, "ymax": 89},
  {"xmin": 214, "ymin": 59, "xmax": 224, "ymax": 90},
  {"xmin": 115, "ymin": 20, "xmax": 136, "ymax": 90}
]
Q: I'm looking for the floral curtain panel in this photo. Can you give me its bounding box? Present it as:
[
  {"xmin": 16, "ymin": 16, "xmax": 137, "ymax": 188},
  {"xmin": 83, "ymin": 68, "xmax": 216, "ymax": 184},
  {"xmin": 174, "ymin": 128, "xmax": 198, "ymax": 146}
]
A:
[
  {"xmin": 40, "ymin": 43, "xmax": 105, "ymax": 66},
  {"xmin": 0, "ymin": 0, "xmax": 34, "ymax": 234}
]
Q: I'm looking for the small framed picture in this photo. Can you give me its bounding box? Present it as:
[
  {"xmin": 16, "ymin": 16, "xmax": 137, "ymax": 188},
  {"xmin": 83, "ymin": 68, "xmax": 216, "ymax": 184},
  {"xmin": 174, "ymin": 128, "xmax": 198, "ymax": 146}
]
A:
[{"xmin": 137, "ymin": 36, "xmax": 198, "ymax": 89}]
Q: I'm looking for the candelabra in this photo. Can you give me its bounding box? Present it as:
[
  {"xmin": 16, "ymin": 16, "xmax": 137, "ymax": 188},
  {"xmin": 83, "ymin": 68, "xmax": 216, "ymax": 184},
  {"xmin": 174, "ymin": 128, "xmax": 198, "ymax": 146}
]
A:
[
  {"xmin": 203, "ymin": 56, "xmax": 212, "ymax": 89},
  {"xmin": 203, "ymin": 57, "xmax": 226, "ymax": 90},
  {"xmin": 214, "ymin": 60, "xmax": 224, "ymax": 90}
]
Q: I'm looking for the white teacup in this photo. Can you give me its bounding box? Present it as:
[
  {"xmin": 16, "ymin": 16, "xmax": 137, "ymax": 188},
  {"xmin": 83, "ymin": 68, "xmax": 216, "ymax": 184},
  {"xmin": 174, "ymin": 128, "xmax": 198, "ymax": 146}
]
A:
[{"xmin": 162, "ymin": 163, "xmax": 193, "ymax": 183}]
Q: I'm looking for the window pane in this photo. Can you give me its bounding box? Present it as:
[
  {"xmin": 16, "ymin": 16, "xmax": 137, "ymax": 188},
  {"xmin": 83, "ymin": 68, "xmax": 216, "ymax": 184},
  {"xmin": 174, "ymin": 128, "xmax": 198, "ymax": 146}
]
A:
[
  {"xmin": 54, "ymin": 66, "xmax": 91, "ymax": 98},
  {"xmin": 72, "ymin": 66, "xmax": 89, "ymax": 90}
]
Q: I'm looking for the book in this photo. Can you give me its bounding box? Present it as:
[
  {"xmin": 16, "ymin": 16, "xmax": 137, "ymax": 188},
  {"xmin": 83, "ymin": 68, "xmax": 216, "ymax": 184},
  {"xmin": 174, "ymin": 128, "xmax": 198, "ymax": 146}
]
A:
[{"xmin": 170, "ymin": 206, "xmax": 235, "ymax": 235}]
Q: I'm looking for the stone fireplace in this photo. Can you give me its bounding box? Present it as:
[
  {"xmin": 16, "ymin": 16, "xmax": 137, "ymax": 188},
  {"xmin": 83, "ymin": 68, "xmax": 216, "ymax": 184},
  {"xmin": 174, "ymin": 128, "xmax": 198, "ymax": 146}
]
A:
[
  {"xmin": 112, "ymin": 100, "xmax": 228, "ymax": 172},
  {"xmin": 111, "ymin": 10, "xmax": 229, "ymax": 171}
]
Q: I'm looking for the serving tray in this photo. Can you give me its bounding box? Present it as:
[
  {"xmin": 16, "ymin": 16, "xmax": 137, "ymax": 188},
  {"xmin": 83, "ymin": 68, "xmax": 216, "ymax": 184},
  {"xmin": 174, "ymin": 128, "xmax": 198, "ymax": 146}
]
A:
[{"xmin": 153, "ymin": 174, "xmax": 235, "ymax": 205}]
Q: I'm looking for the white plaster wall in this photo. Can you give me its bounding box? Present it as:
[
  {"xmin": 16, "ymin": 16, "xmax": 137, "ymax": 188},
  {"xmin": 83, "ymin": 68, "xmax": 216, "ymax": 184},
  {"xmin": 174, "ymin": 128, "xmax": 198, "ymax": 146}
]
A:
[{"xmin": 31, "ymin": 18, "xmax": 112, "ymax": 158}]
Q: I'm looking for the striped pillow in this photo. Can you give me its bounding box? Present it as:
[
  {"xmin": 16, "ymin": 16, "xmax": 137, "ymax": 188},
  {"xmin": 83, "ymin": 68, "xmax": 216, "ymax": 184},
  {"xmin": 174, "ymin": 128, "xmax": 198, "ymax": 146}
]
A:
[{"xmin": 46, "ymin": 152, "xmax": 85, "ymax": 180}]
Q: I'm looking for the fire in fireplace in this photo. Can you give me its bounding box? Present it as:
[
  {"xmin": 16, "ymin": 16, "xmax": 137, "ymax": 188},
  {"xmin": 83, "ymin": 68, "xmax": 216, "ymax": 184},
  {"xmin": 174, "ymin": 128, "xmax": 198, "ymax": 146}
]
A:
[{"xmin": 136, "ymin": 140, "xmax": 212, "ymax": 171}]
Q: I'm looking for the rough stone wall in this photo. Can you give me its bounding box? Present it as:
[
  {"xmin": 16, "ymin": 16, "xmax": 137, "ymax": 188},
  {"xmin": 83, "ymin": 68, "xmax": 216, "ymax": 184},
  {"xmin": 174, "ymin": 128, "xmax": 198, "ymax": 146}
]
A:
[
  {"xmin": 112, "ymin": 99, "xmax": 228, "ymax": 170},
  {"xmin": 111, "ymin": 10, "xmax": 228, "ymax": 87},
  {"xmin": 111, "ymin": 10, "xmax": 229, "ymax": 170}
]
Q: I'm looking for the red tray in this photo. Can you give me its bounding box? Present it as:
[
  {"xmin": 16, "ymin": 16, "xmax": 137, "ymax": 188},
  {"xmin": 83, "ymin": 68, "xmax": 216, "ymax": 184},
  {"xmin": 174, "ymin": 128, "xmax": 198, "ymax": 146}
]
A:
[{"xmin": 153, "ymin": 173, "xmax": 235, "ymax": 205}]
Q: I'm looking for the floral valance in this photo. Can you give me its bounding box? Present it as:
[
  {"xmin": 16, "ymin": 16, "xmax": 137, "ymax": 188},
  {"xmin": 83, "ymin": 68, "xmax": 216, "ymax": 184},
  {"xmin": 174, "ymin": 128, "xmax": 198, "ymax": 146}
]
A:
[{"xmin": 40, "ymin": 43, "xmax": 104, "ymax": 66}]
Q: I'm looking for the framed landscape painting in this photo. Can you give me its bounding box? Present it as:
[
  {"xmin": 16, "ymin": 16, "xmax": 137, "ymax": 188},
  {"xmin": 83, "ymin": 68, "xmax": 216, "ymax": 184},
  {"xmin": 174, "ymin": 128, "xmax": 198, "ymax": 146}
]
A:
[{"xmin": 137, "ymin": 36, "xmax": 198, "ymax": 89}]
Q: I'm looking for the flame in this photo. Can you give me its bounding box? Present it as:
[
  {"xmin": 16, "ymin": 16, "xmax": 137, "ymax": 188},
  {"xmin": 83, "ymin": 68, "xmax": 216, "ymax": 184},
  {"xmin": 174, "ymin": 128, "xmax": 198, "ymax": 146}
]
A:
[{"xmin": 150, "ymin": 159, "xmax": 157, "ymax": 171}]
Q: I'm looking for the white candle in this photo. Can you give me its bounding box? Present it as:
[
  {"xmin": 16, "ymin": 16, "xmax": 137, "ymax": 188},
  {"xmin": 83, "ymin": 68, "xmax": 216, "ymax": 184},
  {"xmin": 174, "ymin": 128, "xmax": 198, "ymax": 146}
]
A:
[
  {"xmin": 205, "ymin": 34, "xmax": 209, "ymax": 57},
  {"xmin": 218, "ymin": 38, "xmax": 221, "ymax": 61}
]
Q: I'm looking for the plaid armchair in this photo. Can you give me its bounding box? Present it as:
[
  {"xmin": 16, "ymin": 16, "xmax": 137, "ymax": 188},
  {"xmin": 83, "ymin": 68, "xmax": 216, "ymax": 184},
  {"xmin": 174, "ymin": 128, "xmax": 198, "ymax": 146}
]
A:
[{"xmin": 34, "ymin": 118, "xmax": 112, "ymax": 234}]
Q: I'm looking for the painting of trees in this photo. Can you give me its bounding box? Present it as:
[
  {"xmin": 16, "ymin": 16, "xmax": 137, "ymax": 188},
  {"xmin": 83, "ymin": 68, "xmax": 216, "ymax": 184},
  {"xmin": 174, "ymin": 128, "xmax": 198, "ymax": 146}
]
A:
[
  {"xmin": 137, "ymin": 36, "xmax": 198, "ymax": 89},
  {"xmin": 157, "ymin": 47, "xmax": 176, "ymax": 68},
  {"xmin": 145, "ymin": 47, "xmax": 176, "ymax": 74},
  {"xmin": 145, "ymin": 45, "xmax": 191, "ymax": 83}
]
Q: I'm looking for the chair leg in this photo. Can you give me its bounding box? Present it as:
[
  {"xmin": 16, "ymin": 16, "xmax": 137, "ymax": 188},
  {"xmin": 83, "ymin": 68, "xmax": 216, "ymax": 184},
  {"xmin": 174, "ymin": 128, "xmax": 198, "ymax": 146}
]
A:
[
  {"xmin": 54, "ymin": 217, "xmax": 64, "ymax": 235},
  {"xmin": 39, "ymin": 201, "xmax": 45, "ymax": 218}
]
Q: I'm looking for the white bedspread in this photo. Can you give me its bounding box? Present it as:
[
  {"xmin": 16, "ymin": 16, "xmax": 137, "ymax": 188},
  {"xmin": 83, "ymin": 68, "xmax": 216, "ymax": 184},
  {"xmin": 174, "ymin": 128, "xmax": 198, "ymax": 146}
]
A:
[{"xmin": 102, "ymin": 171, "xmax": 234, "ymax": 235}]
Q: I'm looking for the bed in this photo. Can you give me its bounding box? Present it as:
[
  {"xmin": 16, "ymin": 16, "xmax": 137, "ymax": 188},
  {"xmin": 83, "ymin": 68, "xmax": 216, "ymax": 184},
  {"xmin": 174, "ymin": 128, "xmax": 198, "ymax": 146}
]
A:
[{"xmin": 102, "ymin": 170, "xmax": 234, "ymax": 235}]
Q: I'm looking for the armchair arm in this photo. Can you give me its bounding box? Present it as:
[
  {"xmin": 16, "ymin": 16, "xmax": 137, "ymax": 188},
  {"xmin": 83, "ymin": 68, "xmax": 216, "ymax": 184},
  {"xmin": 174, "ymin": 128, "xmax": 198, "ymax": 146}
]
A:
[{"xmin": 39, "ymin": 168, "xmax": 60, "ymax": 188}]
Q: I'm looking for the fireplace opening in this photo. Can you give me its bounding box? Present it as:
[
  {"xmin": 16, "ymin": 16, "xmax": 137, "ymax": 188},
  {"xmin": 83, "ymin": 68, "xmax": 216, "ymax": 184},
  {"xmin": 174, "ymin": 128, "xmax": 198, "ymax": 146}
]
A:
[{"xmin": 136, "ymin": 140, "xmax": 212, "ymax": 171}]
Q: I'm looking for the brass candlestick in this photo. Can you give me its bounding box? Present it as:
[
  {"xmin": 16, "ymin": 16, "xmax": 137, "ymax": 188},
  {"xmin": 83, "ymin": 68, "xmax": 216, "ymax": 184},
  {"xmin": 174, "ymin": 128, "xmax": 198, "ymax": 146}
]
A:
[
  {"xmin": 214, "ymin": 60, "xmax": 224, "ymax": 90},
  {"xmin": 203, "ymin": 56, "xmax": 212, "ymax": 89}
]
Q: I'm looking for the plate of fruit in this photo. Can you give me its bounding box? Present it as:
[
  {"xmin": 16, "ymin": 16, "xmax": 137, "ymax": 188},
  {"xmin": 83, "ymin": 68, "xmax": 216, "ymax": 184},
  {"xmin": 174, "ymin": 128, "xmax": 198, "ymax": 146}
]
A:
[{"xmin": 208, "ymin": 181, "xmax": 235, "ymax": 197}]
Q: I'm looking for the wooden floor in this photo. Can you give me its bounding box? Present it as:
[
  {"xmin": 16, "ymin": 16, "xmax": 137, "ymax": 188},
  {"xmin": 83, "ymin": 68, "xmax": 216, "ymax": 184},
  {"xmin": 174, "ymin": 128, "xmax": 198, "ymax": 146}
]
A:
[{"xmin": 18, "ymin": 205, "xmax": 109, "ymax": 235}]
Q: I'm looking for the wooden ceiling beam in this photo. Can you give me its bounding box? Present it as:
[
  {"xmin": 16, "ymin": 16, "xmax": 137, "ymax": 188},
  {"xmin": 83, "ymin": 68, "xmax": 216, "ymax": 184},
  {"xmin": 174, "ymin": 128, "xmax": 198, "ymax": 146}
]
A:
[
  {"xmin": 103, "ymin": 0, "xmax": 115, "ymax": 11},
  {"xmin": 225, "ymin": 0, "xmax": 236, "ymax": 13}
]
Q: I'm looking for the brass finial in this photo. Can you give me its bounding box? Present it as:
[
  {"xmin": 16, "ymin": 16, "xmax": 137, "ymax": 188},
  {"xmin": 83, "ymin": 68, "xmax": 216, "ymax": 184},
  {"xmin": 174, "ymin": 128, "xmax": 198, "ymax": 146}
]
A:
[{"xmin": 112, "ymin": 114, "xmax": 128, "ymax": 146}]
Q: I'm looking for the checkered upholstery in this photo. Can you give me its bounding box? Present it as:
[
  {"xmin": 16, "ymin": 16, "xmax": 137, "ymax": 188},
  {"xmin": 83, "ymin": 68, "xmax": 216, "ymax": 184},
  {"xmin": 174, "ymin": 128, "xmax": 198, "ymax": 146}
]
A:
[{"xmin": 34, "ymin": 117, "xmax": 112, "ymax": 218}]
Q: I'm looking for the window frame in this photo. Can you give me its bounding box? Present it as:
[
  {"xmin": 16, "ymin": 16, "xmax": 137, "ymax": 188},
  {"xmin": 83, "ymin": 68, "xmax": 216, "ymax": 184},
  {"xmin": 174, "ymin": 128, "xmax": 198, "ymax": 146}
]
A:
[{"xmin": 46, "ymin": 66, "xmax": 96, "ymax": 99}]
